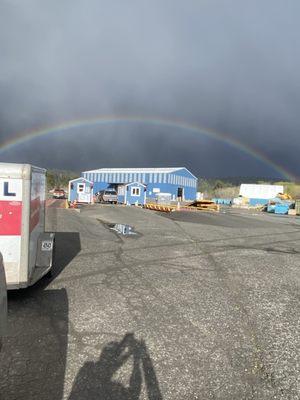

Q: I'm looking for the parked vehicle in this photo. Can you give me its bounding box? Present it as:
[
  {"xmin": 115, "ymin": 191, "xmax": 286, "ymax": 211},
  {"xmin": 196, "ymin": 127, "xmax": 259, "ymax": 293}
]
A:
[
  {"xmin": 53, "ymin": 188, "xmax": 66, "ymax": 199},
  {"xmin": 97, "ymin": 189, "xmax": 118, "ymax": 204},
  {"xmin": 0, "ymin": 252, "xmax": 7, "ymax": 349},
  {"xmin": 0, "ymin": 163, "xmax": 55, "ymax": 289}
]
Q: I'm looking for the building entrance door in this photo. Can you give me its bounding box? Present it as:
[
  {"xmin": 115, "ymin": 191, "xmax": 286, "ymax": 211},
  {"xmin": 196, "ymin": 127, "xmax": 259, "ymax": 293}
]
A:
[{"xmin": 177, "ymin": 187, "xmax": 184, "ymax": 201}]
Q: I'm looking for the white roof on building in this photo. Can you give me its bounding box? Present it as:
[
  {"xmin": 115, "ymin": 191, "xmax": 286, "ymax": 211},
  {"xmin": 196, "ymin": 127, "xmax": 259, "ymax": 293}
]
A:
[
  {"xmin": 84, "ymin": 167, "xmax": 188, "ymax": 174},
  {"xmin": 239, "ymin": 184, "xmax": 284, "ymax": 199}
]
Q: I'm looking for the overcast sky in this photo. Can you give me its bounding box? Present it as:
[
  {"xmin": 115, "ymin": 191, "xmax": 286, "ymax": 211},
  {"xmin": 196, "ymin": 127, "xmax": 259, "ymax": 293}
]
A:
[{"xmin": 0, "ymin": 0, "xmax": 299, "ymax": 179}]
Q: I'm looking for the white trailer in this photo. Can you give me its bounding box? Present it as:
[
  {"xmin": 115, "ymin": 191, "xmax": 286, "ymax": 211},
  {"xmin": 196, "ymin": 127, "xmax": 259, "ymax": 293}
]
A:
[
  {"xmin": 0, "ymin": 252, "xmax": 7, "ymax": 348},
  {"xmin": 0, "ymin": 163, "xmax": 55, "ymax": 289}
]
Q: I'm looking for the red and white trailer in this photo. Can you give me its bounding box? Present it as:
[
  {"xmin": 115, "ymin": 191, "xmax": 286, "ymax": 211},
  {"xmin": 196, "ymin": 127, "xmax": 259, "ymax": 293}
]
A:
[{"xmin": 0, "ymin": 163, "xmax": 55, "ymax": 289}]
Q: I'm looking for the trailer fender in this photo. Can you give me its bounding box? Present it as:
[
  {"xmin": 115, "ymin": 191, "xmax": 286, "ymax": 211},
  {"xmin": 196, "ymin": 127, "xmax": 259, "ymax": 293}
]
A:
[{"xmin": 35, "ymin": 232, "xmax": 55, "ymax": 269}]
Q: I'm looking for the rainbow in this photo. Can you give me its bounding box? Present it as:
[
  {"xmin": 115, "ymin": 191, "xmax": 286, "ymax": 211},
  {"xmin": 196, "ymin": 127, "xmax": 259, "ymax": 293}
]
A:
[{"xmin": 0, "ymin": 115, "xmax": 296, "ymax": 180}]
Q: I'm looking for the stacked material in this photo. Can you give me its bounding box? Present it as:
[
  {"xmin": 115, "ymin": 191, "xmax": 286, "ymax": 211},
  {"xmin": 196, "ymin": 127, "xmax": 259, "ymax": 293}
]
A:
[
  {"xmin": 144, "ymin": 203, "xmax": 175, "ymax": 212},
  {"xmin": 144, "ymin": 200, "xmax": 220, "ymax": 213},
  {"xmin": 277, "ymin": 192, "xmax": 293, "ymax": 200},
  {"xmin": 187, "ymin": 200, "xmax": 220, "ymax": 212}
]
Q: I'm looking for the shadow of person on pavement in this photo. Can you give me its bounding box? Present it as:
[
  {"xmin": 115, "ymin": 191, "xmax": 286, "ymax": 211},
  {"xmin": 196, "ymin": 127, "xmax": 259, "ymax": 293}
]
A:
[{"xmin": 68, "ymin": 333, "xmax": 162, "ymax": 400}]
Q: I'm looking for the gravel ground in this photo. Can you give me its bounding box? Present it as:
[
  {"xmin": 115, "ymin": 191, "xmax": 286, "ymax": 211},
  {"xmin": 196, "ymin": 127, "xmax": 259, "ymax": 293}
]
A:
[{"xmin": 1, "ymin": 204, "xmax": 300, "ymax": 400}]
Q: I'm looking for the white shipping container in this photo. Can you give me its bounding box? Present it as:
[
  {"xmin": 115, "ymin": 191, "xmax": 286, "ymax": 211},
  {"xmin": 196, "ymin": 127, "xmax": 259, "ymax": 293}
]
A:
[
  {"xmin": 239, "ymin": 184, "xmax": 284, "ymax": 200},
  {"xmin": 0, "ymin": 252, "xmax": 6, "ymax": 342}
]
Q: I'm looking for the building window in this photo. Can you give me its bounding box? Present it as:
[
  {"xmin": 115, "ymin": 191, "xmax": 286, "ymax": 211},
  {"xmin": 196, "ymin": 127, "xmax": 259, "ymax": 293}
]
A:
[
  {"xmin": 131, "ymin": 187, "xmax": 140, "ymax": 196},
  {"xmin": 78, "ymin": 183, "xmax": 85, "ymax": 193}
]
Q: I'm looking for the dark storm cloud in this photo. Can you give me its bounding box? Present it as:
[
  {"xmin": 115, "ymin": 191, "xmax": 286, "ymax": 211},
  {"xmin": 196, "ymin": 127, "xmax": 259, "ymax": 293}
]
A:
[{"xmin": 0, "ymin": 0, "xmax": 299, "ymax": 178}]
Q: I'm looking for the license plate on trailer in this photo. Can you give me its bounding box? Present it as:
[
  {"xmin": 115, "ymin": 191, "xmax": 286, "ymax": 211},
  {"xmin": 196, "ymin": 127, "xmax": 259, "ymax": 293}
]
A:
[{"xmin": 41, "ymin": 240, "xmax": 53, "ymax": 251}]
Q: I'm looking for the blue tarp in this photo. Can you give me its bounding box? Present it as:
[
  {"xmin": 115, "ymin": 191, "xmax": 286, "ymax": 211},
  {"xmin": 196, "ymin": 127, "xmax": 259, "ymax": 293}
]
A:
[
  {"xmin": 275, "ymin": 204, "xmax": 290, "ymax": 214},
  {"xmin": 212, "ymin": 198, "xmax": 232, "ymax": 205},
  {"xmin": 248, "ymin": 198, "xmax": 268, "ymax": 206}
]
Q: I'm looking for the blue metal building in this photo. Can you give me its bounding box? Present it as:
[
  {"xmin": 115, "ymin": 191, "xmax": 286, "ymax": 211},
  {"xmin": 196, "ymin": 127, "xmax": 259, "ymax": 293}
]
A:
[{"xmin": 81, "ymin": 167, "xmax": 197, "ymax": 204}]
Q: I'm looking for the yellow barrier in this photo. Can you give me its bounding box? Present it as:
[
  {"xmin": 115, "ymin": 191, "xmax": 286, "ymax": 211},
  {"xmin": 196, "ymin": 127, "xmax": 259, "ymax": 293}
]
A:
[
  {"xmin": 144, "ymin": 203, "xmax": 176, "ymax": 212},
  {"xmin": 144, "ymin": 202, "xmax": 220, "ymax": 213}
]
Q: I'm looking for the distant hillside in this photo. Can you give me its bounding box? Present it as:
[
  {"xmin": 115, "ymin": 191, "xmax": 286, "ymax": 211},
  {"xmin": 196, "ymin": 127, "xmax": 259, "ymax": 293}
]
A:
[
  {"xmin": 46, "ymin": 169, "xmax": 79, "ymax": 190},
  {"xmin": 198, "ymin": 178, "xmax": 300, "ymax": 199}
]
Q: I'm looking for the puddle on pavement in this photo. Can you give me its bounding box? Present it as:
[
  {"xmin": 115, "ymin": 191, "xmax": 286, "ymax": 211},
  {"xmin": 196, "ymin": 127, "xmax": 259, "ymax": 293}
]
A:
[
  {"xmin": 109, "ymin": 223, "xmax": 137, "ymax": 235},
  {"xmin": 97, "ymin": 218, "xmax": 140, "ymax": 236}
]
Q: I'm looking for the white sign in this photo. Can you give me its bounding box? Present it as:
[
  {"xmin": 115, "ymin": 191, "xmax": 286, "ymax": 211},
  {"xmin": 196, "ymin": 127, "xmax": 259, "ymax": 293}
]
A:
[
  {"xmin": 78, "ymin": 193, "xmax": 91, "ymax": 203},
  {"xmin": 0, "ymin": 179, "xmax": 22, "ymax": 201},
  {"xmin": 153, "ymin": 188, "xmax": 160, "ymax": 193},
  {"xmin": 41, "ymin": 240, "xmax": 53, "ymax": 251},
  {"xmin": 118, "ymin": 186, "xmax": 125, "ymax": 196}
]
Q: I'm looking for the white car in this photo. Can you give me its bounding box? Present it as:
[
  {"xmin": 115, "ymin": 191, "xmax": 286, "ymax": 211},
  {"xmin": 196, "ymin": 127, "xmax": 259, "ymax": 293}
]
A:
[{"xmin": 0, "ymin": 252, "xmax": 7, "ymax": 349}]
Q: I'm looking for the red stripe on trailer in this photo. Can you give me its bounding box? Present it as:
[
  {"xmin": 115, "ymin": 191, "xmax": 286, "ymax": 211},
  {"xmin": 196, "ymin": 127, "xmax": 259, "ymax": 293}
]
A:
[
  {"xmin": 30, "ymin": 197, "xmax": 41, "ymax": 232},
  {"xmin": 0, "ymin": 200, "xmax": 22, "ymax": 235}
]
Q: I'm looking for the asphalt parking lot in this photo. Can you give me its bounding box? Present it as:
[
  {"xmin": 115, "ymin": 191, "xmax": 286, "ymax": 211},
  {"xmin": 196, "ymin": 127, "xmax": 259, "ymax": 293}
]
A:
[{"xmin": 1, "ymin": 205, "xmax": 300, "ymax": 399}]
